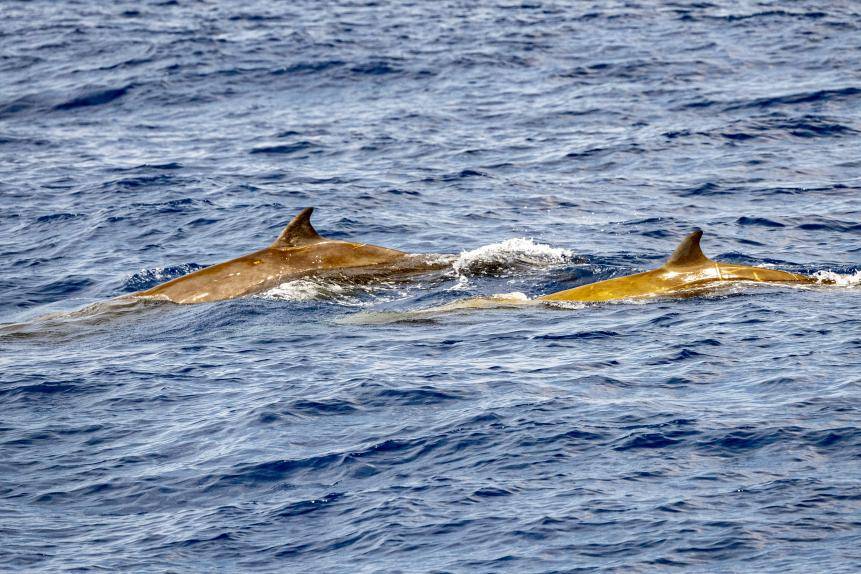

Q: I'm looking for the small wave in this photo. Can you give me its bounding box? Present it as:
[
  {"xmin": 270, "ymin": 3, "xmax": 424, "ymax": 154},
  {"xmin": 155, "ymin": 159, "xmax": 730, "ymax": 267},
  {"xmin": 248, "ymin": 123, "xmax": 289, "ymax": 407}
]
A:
[
  {"xmin": 272, "ymin": 59, "xmax": 345, "ymax": 75},
  {"xmin": 249, "ymin": 141, "xmax": 321, "ymax": 155},
  {"xmin": 736, "ymin": 216, "xmax": 785, "ymax": 228},
  {"xmin": 35, "ymin": 212, "xmax": 84, "ymax": 223},
  {"xmin": 54, "ymin": 86, "xmax": 130, "ymax": 111},
  {"xmin": 452, "ymin": 238, "xmax": 574, "ymax": 277},
  {"xmin": 774, "ymin": 116, "xmax": 857, "ymax": 138},
  {"xmin": 105, "ymin": 174, "xmax": 181, "ymax": 191},
  {"xmin": 614, "ymin": 432, "xmax": 684, "ymax": 451},
  {"xmin": 797, "ymin": 218, "xmax": 861, "ymax": 233},
  {"xmin": 715, "ymin": 10, "xmax": 827, "ymax": 22},
  {"xmin": 679, "ymin": 182, "xmax": 729, "ymax": 197},
  {"xmin": 728, "ymin": 86, "xmax": 861, "ymax": 110},
  {"xmin": 271, "ymin": 492, "xmax": 345, "ymax": 519},
  {"xmin": 536, "ymin": 330, "xmax": 619, "ymax": 340},
  {"xmin": 349, "ymin": 61, "xmax": 402, "ymax": 76},
  {"xmin": 129, "ymin": 162, "xmax": 183, "ymax": 171},
  {"xmin": 123, "ymin": 264, "xmax": 207, "ymax": 292}
]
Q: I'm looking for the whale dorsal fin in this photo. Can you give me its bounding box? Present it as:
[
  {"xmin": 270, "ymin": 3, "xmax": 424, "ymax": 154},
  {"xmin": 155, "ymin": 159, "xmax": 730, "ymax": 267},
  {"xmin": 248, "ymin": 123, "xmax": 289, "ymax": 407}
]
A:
[
  {"xmin": 271, "ymin": 207, "xmax": 323, "ymax": 249},
  {"xmin": 664, "ymin": 229, "xmax": 710, "ymax": 269}
]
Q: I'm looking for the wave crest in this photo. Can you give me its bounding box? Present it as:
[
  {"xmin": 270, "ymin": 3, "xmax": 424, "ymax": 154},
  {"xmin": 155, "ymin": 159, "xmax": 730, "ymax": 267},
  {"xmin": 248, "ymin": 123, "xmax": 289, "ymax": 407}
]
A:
[{"xmin": 452, "ymin": 238, "xmax": 574, "ymax": 277}]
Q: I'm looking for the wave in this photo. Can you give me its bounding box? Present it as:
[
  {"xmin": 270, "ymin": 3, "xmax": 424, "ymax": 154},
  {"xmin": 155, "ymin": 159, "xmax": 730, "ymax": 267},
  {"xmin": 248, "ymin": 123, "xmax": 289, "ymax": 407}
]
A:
[
  {"xmin": 123, "ymin": 263, "xmax": 208, "ymax": 292},
  {"xmin": 681, "ymin": 86, "xmax": 861, "ymax": 111},
  {"xmin": 53, "ymin": 85, "xmax": 131, "ymax": 111},
  {"xmin": 249, "ymin": 141, "xmax": 322, "ymax": 155},
  {"xmin": 452, "ymin": 237, "xmax": 575, "ymax": 277}
]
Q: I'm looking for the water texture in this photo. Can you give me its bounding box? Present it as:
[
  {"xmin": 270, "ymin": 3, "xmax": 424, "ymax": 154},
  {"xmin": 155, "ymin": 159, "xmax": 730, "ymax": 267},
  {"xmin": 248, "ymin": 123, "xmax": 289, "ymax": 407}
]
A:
[{"xmin": 1, "ymin": 1, "xmax": 860, "ymax": 572}]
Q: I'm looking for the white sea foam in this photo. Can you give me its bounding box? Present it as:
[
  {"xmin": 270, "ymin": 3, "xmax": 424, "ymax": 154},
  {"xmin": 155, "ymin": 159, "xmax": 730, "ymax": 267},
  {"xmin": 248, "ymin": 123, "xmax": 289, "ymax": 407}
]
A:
[
  {"xmin": 452, "ymin": 238, "xmax": 573, "ymax": 276},
  {"xmin": 259, "ymin": 277, "xmax": 404, "ymax": 306},
  {"xmin": 812, "ymin": 270, "xmax": 861, "ymax": 287},
  {"xmin": 143, "ymin": 267, "xmax": 173, "ymax": 282},
  {"xmin": 541, "ymin": 299, "xmax": 589, "ymax": 310},
  {"xmin": 492, "ymin": 291, "xmax": 531, "ymax": 302},
  {"xmin": 261, "ymin": 278, "xmax": 341, "ymax": 302}
]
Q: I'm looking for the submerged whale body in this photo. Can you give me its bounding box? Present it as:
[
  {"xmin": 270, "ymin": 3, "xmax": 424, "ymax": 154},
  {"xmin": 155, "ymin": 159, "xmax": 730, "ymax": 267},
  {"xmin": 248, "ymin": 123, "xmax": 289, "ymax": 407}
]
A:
[{"xmin": 134, "ymin": 207, "xmax": 447, "ymax": 304}]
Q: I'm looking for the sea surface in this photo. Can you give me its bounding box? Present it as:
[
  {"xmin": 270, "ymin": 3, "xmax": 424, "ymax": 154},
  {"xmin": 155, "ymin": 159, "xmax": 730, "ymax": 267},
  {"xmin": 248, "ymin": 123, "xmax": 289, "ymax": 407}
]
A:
[{"xmin": 1, "ymin": 1, "xmax": 860, "ymax": 572}]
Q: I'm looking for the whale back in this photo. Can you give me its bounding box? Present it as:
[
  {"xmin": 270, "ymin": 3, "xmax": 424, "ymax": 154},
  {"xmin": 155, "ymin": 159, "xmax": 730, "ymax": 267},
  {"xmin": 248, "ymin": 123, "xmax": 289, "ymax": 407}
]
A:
[
  {"xmin": 662, "ymin": 229, "xmax": 711, "ymax": 270},
  {"xmin": 271, "ymin": 207, "xmax": 324, "ymax": 249}
]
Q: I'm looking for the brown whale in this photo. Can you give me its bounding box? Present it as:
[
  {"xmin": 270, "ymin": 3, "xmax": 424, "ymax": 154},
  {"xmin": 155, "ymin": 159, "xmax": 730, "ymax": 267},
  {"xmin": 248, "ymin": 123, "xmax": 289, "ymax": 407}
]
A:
[{"xmin": 134, "ymin": 207, "xmax": 447, "ymax": 304}]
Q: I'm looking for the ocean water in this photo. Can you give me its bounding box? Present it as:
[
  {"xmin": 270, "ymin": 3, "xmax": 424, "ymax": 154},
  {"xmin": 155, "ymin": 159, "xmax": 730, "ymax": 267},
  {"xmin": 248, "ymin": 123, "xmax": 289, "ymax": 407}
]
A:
[{"xmin": 1, "ymin": 1, "xmax": 860, "ymax": 572}]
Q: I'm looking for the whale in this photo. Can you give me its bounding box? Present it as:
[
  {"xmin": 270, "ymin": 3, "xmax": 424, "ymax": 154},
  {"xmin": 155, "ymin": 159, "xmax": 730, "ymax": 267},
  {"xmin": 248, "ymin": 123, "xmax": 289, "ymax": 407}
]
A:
[
  {"xmin": 393, "ymin": 229, "xmax": 831, "ymax": 317},
  {"xmin": 133, "ymin": 207, "xmax": 448, "ymax": 304},
  {"xmin": 538, "ymin": 229, "xmax": 824, "ymax": 302}
]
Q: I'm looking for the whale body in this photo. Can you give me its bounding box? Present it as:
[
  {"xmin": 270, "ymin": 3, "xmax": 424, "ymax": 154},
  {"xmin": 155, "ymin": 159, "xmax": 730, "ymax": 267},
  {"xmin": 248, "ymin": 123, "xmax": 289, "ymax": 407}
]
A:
[
  {"xmin": 134, "ymin": 208, "xmax": 447, "ymax": 304},
  {"xmin": 538, "ymin": 229, "xmax": 819, "ymax": 303}
]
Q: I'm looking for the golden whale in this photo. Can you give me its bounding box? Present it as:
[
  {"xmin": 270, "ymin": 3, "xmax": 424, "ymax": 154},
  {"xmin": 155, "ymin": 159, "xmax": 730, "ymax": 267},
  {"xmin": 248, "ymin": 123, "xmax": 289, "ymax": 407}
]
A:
[
  {"xmin": 416, "ymin": 229, "xmax": 830, "ymax": 315},
  {"xmin": 134, "ymin": 207, "xmax": 448, "ymax": 304},
  {"xmin": 539, "ymin": 229, "xmax": 822, "ymax": 302}
]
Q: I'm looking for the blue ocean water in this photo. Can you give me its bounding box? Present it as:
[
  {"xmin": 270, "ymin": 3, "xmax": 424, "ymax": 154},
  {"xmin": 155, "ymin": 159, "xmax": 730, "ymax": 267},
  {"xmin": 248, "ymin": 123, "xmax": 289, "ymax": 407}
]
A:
[{"xmin": 1, "ymin": 0, "xmax": 860, "ymax": 571}]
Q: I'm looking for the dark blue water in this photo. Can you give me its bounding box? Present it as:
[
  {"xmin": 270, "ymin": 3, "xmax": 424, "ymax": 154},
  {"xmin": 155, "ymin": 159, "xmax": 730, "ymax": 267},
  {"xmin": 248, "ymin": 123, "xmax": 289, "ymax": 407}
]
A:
[{"xmin": 2, "ymin": 1, "xmax": 860, "ymax": 571}]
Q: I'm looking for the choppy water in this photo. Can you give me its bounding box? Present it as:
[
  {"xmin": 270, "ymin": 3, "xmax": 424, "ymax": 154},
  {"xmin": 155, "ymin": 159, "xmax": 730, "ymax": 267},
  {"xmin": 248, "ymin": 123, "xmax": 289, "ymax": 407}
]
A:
[{"xmin": 2, "ymin": 1, "xmax": 860, "ymax": 572}]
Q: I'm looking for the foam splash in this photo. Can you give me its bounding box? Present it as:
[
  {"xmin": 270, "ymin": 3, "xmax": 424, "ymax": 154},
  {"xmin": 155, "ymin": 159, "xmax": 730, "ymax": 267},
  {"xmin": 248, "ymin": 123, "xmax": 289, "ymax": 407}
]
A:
[
  {"xmin": 541, "ymin": 299, "xmax": 590, "ymax": 311},
  {"xmin": 493, "ymin": 291, "xmax": 531, "ymax": 302},
  {"xmin": 261, "ymin": 278, "xmax": 340, "ymax": 302},
  {"xmin": 812, "ymin": 270, "xmax": 861, "ymax": 287},
  {"xmin": 452, "ymin": 238, "xmax": 574, "ymax": 277},
  {"xmin": 259, "ymin": 277, "xmax": 403, "ymax": 306}
]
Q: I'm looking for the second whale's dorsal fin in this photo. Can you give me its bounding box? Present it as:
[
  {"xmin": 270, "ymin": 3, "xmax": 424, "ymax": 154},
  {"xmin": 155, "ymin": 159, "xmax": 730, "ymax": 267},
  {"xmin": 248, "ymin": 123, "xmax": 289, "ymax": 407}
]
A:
[
  {"xmin": 664, "ymin": 229, "xmax": 710, "ymax": 269},
  {"xmin": 271, "ymin": 207, "xmax": 324, "ymax": 249}
]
